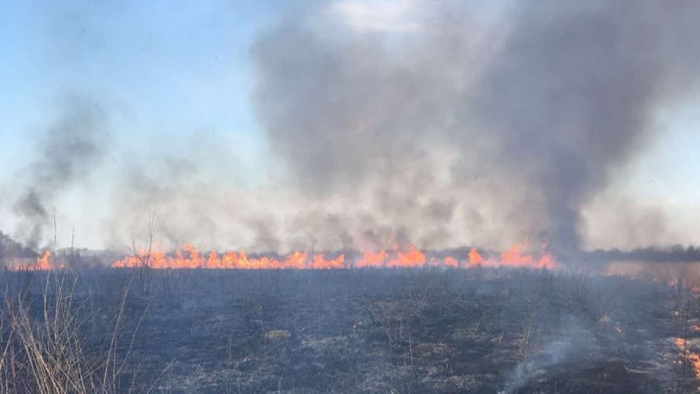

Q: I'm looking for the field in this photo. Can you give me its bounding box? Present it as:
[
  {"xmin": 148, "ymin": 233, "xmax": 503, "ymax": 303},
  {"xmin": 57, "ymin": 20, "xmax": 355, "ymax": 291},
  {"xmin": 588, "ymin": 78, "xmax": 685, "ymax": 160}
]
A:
[{"xmin": 0, "ymin": 265, "xmax": 697, "ymax": 393}]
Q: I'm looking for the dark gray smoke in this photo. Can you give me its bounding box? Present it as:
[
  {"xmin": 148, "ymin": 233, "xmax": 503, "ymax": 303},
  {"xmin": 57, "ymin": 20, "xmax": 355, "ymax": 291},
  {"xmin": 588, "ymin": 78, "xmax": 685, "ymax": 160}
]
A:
[
  {"xmin": 252, "ymin": 0, "xmax": 700, "ymax": 253},
  {"xmin": 13, "ymin": 96, "xmax": 109, "ymax": 248},
  {"xmin": 472, "ymin": 0, "xmax": 700, "ymax": 251}
]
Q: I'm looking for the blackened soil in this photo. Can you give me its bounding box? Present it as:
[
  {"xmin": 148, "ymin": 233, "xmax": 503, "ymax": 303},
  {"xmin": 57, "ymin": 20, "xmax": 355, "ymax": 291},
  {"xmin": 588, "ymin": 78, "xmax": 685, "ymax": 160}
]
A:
[{"xmin": 10, "ymin": 268, "xmax": 699, "ymax": 393}]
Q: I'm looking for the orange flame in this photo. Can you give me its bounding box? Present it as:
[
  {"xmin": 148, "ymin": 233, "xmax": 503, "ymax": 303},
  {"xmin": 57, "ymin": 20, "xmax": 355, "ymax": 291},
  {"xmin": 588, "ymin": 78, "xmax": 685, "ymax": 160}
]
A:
[
  {"xmin": 111, "ymin": 245, "xmax": 349, "ymax": 270},
  {"xmin": 5, "ymin": 250, "xmax": 67, "ymax": 271},
  {"xmin": 468, "ymin": 248, "xmax": 483, "ymax": 267},
  {"xmin": 475, "ymin": 242, "xmax": 559, "ymax": 269},
  {"xmin": 35, "ymin": 250, "xmax": 53, "ymax": 270},
  {"xmin": 444, "ymin": 256, "xmax": 459, "ymax": 268},
  {"xmin": 355, "ymin": 250, "xmax": 387, "ymax": 268},
  {"xmin": 385, "ymin": 244, "xmax": 425, "ymax": 268},
  {"xmin": 674, "ymin": 337, "xmax": 700, "ymax": 378},
  {"xmin": 110, "ymin": 242, "xmax": 558, "ymax": 271},
  {"xmin": 5, "ymin": 241, "xmax": 559, "ymax": 272}
]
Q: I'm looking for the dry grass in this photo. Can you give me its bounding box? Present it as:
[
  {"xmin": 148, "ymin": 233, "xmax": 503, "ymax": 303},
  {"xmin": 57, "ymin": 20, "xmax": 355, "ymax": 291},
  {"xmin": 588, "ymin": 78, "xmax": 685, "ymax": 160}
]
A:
[{"xmin": 0, "ymin": 265, "xmax": 146, "ymax": 394}]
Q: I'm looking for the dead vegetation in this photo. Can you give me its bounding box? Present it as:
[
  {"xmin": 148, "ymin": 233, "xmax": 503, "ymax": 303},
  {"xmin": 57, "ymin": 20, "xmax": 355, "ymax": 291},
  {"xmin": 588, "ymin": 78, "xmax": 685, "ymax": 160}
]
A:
[
  {"xmin": 0, "ymin": 262, "xmax": 156, "ymax": 394},
  {"xmin": 0, "ymin": 263, "xmax": 694, "ymax": 393}
]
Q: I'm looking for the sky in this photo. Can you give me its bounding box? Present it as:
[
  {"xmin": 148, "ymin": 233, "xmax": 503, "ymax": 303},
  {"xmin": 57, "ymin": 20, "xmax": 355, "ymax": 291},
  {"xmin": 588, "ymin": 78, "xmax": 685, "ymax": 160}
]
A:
[
  {"xmin": 1, "ymin": 0, "xmax": 699, "ymax": 251},
  {"xmin": 0, "ymin": 0, "xmax": 266, "ymax": 164},
  {"xmin": 0, "ymin": 0, "xmax": 274, "ymax": 248}
]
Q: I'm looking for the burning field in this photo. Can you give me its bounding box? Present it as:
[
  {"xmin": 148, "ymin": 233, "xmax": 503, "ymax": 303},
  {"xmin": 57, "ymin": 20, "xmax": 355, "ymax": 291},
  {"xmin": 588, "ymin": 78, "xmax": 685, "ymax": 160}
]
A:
[
  {"xmin": 1, "ymin": 245, "xmax": 700, "ymax": 393},
  {"xmin": 4, "ymin": 0, "xmax": 700, "ymax": 393}
]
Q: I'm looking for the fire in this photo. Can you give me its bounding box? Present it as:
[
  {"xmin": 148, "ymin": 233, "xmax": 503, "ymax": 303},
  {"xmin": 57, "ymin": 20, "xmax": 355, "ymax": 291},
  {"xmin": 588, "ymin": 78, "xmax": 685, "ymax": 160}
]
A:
[
  {"xmin": 109, "ymin": 245, "xmax": 350, "ymax": 270},
  {"xmin": 476, "ymin": 242, "xmax": 559, "ymax": 270},
  {"xmin": 110, "ymin": 242, "xmax": 557, "ymax": 270},
  {"xmin": 7, "ymin": 250, "xmax": 65, "ymax": 271},
  {"xmin": 35, "ymin": 250, "xmax": 53, "ymax": 270},
  {"xmin": 7, "ymin": 241, "xmax": 560, "ymax": 272},
  {"xmin": 444, "ymin": 257, "xmax": 459, "ymax": 268},
  {"xmin": 385, "ymin": 244, "xmax": 425, "ymax": 268},
  {"xmin": 468, "ymin": 248, "xmax": 483, "ymax": 267},
  {"xmin": 674, "ymin": 337, "xmax": 700, "ymax": 378},
  {"xmin": 355, "ymin": 250, "xmax": 387, "ymax": 268},
  {"xmin": 354, "ymin": 245, "xmax": 428, "ymax": 268},
  {"xmin": 312, "ymin": 254, "xmax": 345, "ymax": 269}
]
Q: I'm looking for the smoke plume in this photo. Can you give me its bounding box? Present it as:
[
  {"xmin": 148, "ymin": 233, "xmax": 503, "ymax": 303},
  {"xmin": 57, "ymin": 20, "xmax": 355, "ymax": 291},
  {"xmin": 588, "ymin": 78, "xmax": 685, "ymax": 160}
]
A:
[
  {"xmin": 13, "ymin": 96, "xmax": 109, "ymax": 248},
  {"xmin": 252, "ymin": 0, "xmax": 700, "ymax": 253}
]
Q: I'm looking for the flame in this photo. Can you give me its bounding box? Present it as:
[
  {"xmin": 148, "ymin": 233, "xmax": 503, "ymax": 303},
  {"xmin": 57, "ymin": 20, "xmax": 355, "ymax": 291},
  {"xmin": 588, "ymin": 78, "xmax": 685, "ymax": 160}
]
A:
[
  {"xmin": 355, "ymin": 250, "xmax": 387, "ymax": 268},
  {"xmin": 312, "ymin": 253, "xmax": 345, "ymax": 269},
  {"xmin": 444, "ymin": 256, "xmax": 459, "ymax": 268},
  {"xmin": 36, "ymin": 250, "xmax": 53, "ymax": 270},
  {"xmin": 385, "ymin": 244, "xmax": 425, "ymax": 268},
  {"xmin": 674, "ymin": 337, "xmax": 700, "ymax": 378},
  {"xmin": 7, "ymin": 250, "xmax": 64, "ymax": 271},
  {"xmin": 468, "ymin": 248, "xmax": 483, "ymax": 267},
  {"xmin": 110, "ymin": 241, "xmax": 557, "ymax": 271},
  {"xmin": 477, "ymin": 242, "xmax": 559, "ymax": 269},
  {"xmin": 109, "ymin": 245, "xmax": 350, "ymax": 270},
  {"xmin": 6, "ymin": 241, "xmax": 559, "ymax": 272}
]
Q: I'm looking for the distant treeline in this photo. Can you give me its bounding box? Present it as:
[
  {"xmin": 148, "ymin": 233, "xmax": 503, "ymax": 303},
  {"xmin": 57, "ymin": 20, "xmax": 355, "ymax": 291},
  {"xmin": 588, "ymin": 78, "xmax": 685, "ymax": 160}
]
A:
[
  {"xmin": 434, "ymin": 245, "xmax": 700, "ymax": 264},
  {"xmin": 2, "ymin": 230, "xmax": 700, "ymax": 265},
  {"xmin": 575, "ymin": 246, "xmax": 700, "ymax": 263}
]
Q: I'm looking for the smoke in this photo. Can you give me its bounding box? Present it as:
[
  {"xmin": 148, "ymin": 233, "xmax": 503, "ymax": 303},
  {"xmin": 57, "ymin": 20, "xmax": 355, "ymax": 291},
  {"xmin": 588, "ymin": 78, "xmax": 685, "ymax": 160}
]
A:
[
  {"xmin": 11, "ymin": 1, "xmax": 700, "ymax": 253},
  {"xmin": 472, "ymin": 0, "xmax": 700, "ymax": 251},
  {"xmin": 503, "ymin": 337, "xmax": 577, "ymax": 393},
  {"xmin": 12, "ymin": 96, "xmax": 109, "ymax": 248},
  {"xmin": 252, "ymin": 0, "xmax": 700, "ymax": 253}
]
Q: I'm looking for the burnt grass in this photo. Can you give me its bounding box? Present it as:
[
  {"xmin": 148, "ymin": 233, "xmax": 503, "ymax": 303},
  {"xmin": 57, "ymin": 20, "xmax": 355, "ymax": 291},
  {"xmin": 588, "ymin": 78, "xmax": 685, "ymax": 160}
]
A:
[{"xmin": 4, "ymin": 267, "xmax": 699, "ymax": 393}]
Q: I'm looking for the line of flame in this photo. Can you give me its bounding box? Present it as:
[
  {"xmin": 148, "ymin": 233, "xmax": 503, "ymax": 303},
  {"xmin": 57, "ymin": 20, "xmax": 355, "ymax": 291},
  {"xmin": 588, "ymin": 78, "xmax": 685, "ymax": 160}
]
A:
[{"xmin": 7, "ymin": 242, "xmax": 558, "ymax": 271}]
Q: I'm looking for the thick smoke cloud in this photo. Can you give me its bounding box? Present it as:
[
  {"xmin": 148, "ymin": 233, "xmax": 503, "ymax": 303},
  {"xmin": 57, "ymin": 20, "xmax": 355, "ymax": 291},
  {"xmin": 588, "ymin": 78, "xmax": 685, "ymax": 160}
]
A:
[
  {"xmin": 9, "ymin": 0, "xmax": 700, "ymax": 254},
  {"xmin": 252, "ymin": 0, "xmax": 700, "ymax": 253},
  {"xmin": 472, "ymin": 0, "xmax": 700, "ymax": 251},
  {"xmin": 13, "ymin": 96, "xmax": 109, "ymax": 248}
]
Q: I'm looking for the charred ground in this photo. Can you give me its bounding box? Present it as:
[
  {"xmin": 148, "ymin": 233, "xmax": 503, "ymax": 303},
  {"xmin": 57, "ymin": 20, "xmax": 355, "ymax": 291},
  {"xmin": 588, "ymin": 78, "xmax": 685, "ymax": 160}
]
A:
[{"xmin": 0, "ymin": 266, "xmax": 697, "ymax": 393}]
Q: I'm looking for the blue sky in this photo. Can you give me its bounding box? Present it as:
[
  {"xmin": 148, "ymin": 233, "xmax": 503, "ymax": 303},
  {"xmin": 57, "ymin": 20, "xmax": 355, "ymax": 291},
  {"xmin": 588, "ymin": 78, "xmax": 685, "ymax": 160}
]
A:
[
  {"xmin": 1, "ymin": 0, "xmax": 699, "ymax": 249},
  {"xmin": 0, "ymin": 0, "xmax": 270, "ymax": 171}
]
